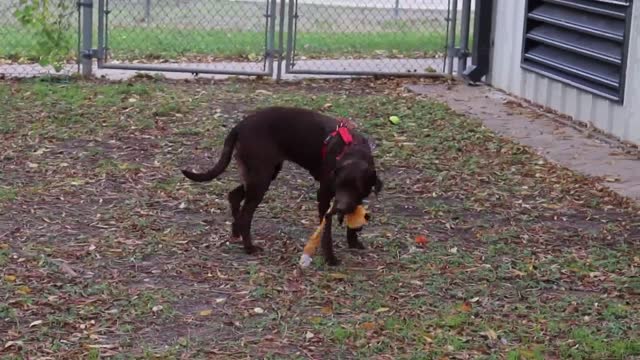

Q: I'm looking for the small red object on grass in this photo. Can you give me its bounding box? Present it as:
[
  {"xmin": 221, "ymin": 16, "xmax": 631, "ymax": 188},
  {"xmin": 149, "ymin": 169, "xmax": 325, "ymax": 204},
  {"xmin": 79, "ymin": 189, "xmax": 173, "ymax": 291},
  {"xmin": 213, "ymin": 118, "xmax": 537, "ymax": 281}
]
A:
[
  {"xmin": 460, "ymin": 301, "xmax": 473, "ymax": 313},
  {"xmin": 415, "ymin": 235, "xmax": 429, "ymax": 246}
]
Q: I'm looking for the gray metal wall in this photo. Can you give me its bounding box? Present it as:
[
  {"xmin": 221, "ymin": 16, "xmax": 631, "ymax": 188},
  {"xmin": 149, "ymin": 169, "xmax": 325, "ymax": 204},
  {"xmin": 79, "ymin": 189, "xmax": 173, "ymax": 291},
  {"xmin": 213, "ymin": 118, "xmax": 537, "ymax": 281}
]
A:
[{"xmin": 487, "ymin": 0, "xmax": 640, "ymax": 145}]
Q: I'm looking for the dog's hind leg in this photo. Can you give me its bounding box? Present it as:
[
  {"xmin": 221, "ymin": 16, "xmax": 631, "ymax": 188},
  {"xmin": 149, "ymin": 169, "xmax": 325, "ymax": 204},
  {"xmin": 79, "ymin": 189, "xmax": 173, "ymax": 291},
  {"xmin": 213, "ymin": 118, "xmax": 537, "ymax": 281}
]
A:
[
  {"xmin": 230, "ymin": 163, "xmax": 279, "ymax": 242},
  {"xmin": 228, "ymin": 185, "xmax": 245, "ymax": 239},
  {"xmin": 236, "ymin": 179, "xmax": 271, "ymax": 254}
]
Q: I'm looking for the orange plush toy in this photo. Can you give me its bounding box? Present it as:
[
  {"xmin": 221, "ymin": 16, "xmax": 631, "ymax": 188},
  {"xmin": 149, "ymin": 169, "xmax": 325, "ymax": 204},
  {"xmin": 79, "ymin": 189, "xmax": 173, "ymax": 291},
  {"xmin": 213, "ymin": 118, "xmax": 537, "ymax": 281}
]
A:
[{"xmin": 299, "ymin": 204, "xmax": 369, "ymax": 268}]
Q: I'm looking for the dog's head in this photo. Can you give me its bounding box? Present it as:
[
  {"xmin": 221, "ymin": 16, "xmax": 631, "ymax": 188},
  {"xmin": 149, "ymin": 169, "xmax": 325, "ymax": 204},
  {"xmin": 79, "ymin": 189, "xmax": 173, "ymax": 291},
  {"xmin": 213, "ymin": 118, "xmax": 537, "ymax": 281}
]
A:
[{"xmin": 333, "ymin": 159, "xmax": 383, "ymax": 216}]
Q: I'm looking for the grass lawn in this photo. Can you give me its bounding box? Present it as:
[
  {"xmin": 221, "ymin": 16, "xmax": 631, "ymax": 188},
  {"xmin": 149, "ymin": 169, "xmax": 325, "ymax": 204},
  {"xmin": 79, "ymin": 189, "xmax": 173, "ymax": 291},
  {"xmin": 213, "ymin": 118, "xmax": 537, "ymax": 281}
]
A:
[
  {"xmin": 0, "ymin": 78, "xmax": 638, "ymax": 359},
  {"xmin": 0, "ymin": 27, "xmax": 445, "ymax": 63}
]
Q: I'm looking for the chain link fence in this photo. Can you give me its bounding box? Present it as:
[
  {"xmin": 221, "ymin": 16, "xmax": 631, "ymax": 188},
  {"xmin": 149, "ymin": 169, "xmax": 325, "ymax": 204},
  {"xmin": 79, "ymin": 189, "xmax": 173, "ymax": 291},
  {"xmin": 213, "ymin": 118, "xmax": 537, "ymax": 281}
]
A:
[
  {"xmin": 0, "ymin": 0, "xmax": 79, "ymax": 78},
  {"xmin": 98, "ymin": 0, "xmax": 276, "ymax": 75},
  {"xmin": 0, "ymin": 0, "xmax": 472, "ymax": 79},
  {"xmin": 285, "ymin": 0, "xmax": 453, "ymax": 75}
]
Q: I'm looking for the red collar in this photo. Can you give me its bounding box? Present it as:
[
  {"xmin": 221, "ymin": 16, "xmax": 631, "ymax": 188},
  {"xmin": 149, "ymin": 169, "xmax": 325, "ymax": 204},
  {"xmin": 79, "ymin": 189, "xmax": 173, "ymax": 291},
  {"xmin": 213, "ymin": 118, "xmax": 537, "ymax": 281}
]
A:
[{"xmin": 321, "ymin": 118, "xmax": 354, "ymax": 161}]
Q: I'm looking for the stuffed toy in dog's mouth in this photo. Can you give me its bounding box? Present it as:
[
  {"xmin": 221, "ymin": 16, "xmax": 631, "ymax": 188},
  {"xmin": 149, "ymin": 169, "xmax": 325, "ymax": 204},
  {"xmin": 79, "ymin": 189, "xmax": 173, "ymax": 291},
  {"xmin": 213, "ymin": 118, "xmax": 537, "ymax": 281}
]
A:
[{"xmin": 299, "ymin": 204, "xmax": 369, "ymax": 268}]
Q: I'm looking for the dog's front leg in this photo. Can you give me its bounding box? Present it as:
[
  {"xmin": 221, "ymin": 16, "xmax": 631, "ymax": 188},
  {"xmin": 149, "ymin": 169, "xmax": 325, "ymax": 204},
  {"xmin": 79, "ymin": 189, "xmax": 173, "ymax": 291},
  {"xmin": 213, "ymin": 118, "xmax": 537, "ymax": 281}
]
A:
[
  {"xmin": 317, "ymin": 185, "xmax": 334, "ymax": 223},
  {"xmin": 346, "ymin": 228, "xmax": 365, "ymax": 249},
  {"xmin": 320, "ymin": 208, "xmax": 339, "ymax": 266}
]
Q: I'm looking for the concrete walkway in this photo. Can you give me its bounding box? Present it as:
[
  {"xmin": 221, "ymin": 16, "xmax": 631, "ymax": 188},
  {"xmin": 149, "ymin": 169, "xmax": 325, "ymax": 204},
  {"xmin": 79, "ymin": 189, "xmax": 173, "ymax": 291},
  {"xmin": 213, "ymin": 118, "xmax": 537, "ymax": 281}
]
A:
[{"xmin": 407, "ymin": 83, "xmax": 640, "ymax": 202}]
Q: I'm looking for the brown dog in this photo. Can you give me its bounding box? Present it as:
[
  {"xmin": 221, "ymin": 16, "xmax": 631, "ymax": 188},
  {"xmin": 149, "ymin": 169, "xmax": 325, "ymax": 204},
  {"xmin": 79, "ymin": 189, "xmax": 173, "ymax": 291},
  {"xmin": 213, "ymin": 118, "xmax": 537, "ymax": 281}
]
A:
[{"xmin": 182, "ymin": 106, "xmax": 382, "ymax": 265}]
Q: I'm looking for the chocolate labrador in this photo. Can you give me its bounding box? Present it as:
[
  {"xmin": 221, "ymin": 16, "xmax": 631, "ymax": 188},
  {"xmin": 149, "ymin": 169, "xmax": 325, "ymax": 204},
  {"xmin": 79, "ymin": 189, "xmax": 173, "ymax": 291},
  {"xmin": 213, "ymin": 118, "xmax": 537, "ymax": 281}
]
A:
[{"xmin": 181, "ymin": 106, "xmax": 382, "ymax": 265}]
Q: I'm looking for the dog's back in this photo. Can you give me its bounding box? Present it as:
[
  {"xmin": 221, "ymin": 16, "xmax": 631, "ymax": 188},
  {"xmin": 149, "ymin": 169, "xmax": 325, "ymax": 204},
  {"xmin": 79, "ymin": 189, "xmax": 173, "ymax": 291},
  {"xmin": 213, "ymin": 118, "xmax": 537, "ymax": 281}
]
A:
[{"xmin": 235, "ymin": 106, "xmax": 362, "ymax": 173}]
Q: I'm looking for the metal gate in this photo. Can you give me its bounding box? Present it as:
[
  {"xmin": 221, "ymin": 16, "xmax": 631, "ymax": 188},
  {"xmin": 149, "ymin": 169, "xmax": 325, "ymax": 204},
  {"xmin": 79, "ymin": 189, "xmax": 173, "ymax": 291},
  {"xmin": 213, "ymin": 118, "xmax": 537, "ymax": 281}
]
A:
[
  {"xmin": 96, "ymin": 0, "xmax": 278, "ymax": 77},
  {"xmin": 283, "ymin": 0, "xmax": 457, "ymax": 77},
  {"xmin": 88, "ymin": 0, "xmax": 465, "ymax": 79}
]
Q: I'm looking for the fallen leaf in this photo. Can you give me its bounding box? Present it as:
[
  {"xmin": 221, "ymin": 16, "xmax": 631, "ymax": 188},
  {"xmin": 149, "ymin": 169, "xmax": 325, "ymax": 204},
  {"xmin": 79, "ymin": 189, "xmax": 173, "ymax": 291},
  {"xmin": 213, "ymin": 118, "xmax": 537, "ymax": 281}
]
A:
[
  {"xmin": 328, "ymin": 272, "xmax": 348, "ymax": 280},
  {"xmin": 360, "ymin": 321, "xmax": 376, "ymax": 330},
  {"xmin": 511, "ymin": 269, "xmax": 526, "ymax": 277},
  {"xmin": 460, "ymin": 301, "xmax": 472, "ymax": 313},
  {"xmin": 85, "ymin": 344, "xmax": 117, "ymax": 349},
  {"xmin": 29, "ymin": 320, "xmax": 43, "ymax": 327},
  {"xmin": 284, "ymin": 280, "xmax": 305, "ymax": 291},
  {"xmin": 223, "ymin": 320, "xmax": 242, "ymax": 327},
  {"xmin": 481, "ymin": 328, "xmax": 498, "ymax": 340},
  {"xmin": 305, "ymin": 331, "xmax": 315, "ymax": 340},
  {"xmin": 57, "ymin": 262, "xmax": 79, "ymax": 277},
  {"xmin": 3, "ymin": 275, "xmax": 16, "ymax": 283},
  {"xmin": 565, "ymin": 303, "xmax": 578, "ymax": 314},
  {"xmin": 16, "ymin": 286, "xmax": 31, "ymax": 295},
  {"xmin": 3, "ymin": 341, "xmax": 23, "ymax": 350},
  {"xmin": 199, "ymin": 309, "xmax": 213, "ymax": 316},
  {"xmin": 254, "ymin": 89, "xmax": 273, "ymax": 95},
  {"xmin": 374, "ymin": 307, "xmax": 390, "ymax": 314},
  {"xmin": 320, "ymin": 305, "xmax": 333, "ymax": 315}
]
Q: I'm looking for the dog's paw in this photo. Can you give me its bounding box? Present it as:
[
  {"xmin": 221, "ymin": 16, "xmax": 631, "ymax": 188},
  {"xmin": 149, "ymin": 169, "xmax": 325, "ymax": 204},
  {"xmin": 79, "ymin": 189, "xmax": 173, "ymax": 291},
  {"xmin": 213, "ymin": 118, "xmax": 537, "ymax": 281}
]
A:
[
  {"xmin": 348, "ymin": 241, "xmax": 366, "ymax": 250},
  {"xmin": 325, "ymin": 256, "xmax": 340, "ymax": 266},
  {"xmin": 244, "ymin": 245, "xmax": 264, "ymax": 254}
]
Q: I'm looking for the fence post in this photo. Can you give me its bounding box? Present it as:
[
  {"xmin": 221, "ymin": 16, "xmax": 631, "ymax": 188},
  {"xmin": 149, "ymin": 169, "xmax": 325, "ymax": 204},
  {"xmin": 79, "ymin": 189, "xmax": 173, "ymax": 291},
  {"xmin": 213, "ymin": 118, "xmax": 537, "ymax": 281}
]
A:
[
  {"xmin": 284, "ymin": 0, "xmax": 296, "ymax": 75},
  {"xmin": 144, "ymin": 0, "xmax": 151, "ymax": 23},
  {"xmin": 97, "ymin": 0, "xmax": 104, "ymax": 67},
  {"xmin": 457, "ymin": 0, "xmax": 472, "ymax": 76},
  {"xmin": 463, "ymin": 0, "xmax": 493, "ymax": 83},
  {"xmin": 446, "ymin": 0, "xmax": 458, "ymax": 75},
  {"xmin": 80, "ymin": 0, "xmax": 94, "ymax": 77},
  {"xmin": 276, "ymin": 0, "xmax": 286, "ymax": 80}
]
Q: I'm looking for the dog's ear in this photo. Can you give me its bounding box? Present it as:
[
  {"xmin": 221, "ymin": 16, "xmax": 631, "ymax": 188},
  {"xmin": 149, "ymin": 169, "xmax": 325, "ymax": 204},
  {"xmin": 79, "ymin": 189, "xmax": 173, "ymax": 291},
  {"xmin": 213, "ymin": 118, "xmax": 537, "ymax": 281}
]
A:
[{"xmin": 324, "ymin": 137, "xmax": 345, "ymax": 174}]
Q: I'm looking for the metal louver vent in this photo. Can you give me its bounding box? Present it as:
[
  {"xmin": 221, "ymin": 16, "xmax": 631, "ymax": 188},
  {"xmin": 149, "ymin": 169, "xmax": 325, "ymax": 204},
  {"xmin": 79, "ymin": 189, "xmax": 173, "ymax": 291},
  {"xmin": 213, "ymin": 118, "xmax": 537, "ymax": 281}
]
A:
[{"xmin": 521, "ymin": 0, "xmax": 633, "ymax": 102}]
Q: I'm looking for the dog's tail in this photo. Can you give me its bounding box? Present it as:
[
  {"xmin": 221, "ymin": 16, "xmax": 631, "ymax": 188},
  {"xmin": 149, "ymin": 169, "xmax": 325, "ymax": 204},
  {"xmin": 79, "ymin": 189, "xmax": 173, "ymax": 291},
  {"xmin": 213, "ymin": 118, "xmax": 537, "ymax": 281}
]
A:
[{"xmin": 181, "ymin": 127, "xmax": 238, "ymax": 182}]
